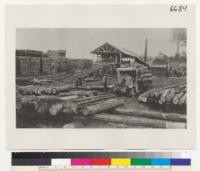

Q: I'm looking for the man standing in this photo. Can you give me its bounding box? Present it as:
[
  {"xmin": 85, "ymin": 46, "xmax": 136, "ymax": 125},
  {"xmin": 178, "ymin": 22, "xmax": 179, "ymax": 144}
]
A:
[
  {"xmin": 103, "ymin": 75, "xmax": 108, "ymax": 92},
  {"xmin": 126, "ymin": 74, "xmax": 133, "ymax": 96}
]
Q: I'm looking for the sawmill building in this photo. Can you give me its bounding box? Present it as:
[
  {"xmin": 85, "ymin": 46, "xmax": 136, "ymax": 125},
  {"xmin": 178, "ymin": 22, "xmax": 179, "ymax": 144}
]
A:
[{"xmin": 91, "ymin": 42, "xmax": 148, "ymax": 68}]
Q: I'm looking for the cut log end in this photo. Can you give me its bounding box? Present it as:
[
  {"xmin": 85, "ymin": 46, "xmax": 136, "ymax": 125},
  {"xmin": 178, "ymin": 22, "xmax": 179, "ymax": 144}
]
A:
[{"xmin": 49, "ymin": 103, "xmax": 63, "ymax": 116}]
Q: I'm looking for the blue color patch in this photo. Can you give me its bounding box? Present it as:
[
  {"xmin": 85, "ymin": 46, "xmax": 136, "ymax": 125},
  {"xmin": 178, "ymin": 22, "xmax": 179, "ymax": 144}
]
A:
[{"xmin": 151, "ymin": 158, "xmax": 171, "ymax": 166}]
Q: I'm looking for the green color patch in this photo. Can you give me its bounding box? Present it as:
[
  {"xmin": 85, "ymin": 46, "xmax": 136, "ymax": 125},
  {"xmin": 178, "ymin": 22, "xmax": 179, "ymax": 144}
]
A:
[{"xmin": 131, "ymin": 158, "xmax": 151, "ymax": 165}]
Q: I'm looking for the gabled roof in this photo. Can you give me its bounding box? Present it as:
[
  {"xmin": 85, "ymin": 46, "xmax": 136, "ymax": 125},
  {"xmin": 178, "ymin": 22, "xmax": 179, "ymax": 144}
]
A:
[{"xmin": 91, "ymin": 42, "xmax": 148, "ymax": 66}]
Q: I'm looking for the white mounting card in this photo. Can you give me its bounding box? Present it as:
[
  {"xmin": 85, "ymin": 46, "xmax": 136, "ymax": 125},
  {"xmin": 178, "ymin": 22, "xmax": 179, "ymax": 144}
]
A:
[
  {"xmin": 6, "ymin": 4, "xmax": 196, "ymax": 149},
  {"xmin": 11, "ymin": 166, "xmax": 192, "ymax": 171}
]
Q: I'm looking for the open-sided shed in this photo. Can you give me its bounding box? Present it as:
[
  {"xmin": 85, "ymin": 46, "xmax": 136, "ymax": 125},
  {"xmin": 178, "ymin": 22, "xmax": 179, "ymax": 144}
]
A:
[{"xmin": 91, "ymin": 42, "xmax": 148, "ymax": 67}]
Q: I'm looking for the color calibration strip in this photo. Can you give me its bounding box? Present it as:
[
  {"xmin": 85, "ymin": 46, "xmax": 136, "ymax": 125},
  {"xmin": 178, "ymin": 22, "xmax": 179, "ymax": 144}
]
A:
[
  {"xmin": 13, "ymin": 158, "xmax": 191, "ymax": 166},
  {"xmin": 12, "ymin": 152, "xmax": 191, "ymax": 167}
]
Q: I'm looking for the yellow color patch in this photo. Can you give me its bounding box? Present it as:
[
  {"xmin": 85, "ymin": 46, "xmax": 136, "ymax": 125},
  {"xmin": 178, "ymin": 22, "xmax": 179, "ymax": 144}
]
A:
[{"xmin": 111, "ymin": 158, "xmax": 131, "ymax": 166}]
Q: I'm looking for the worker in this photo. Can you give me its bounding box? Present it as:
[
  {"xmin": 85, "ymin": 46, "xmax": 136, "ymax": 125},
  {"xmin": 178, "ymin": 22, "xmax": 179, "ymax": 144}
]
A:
[
  {"xmin": 33, "ymin": 76, "xmax": 41, "ymax": 85},
  {"xmin": 120, "ymin": 78, "xmax": 127, "ymax": 95},
  {"xmin": 126, "ymin": 74, "xmax": 134, "ymax": 96},
  {"xmin": 103, "ymin": 75, "xmax": 108, "ymax": 92}
]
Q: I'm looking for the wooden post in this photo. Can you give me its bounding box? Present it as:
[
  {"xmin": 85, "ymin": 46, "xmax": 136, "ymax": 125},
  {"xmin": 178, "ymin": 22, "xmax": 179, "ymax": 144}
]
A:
[
  {"xmin": 96, "ymin": 54, "xmax": 99, "ymax": 63},
  {"xmin": 119, "ymin": 53, "xmax": 122, "ymax": 67}
]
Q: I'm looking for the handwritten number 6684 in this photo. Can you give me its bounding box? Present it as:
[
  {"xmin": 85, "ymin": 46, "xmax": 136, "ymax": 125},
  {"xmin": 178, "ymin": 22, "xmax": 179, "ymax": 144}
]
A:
[{"xmin": 170, "ymin": 5, "xmax": 187, "ymax": 12}]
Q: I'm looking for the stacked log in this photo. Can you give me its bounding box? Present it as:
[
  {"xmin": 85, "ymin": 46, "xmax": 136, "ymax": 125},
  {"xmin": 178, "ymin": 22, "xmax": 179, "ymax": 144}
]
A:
[
  {"xmin": 17, "ymin": 90, "xmax": 119, "ymax": 117},
  {"xmin": 18, "ymin": 84, "xmax": 114, "ymax": 96},
  {"xmin": 138, "ymin": 84, "xmax": 186, "ymax": 106},
  {"xmin": 49, "ymin": 103, "xmax": 63, "ymax": 116},
  {"xmin": 18, "ymin": 85, "xmax": 35, "ymax": 95},
  {"xmin": 47, "ymin": 94, "xmax": 118, "ymax": 116},
  {"xmin": 80, "ymin": 98, "xmax": 124, "ymax": 116},
  {"xmin": 58, "ymin": 90, "xmax": 102, "ymax": 97},
  {"xmin": 18, "ymin": 85, "xmax": 75, "ymax": 95},
  {"xmin": 50, "ymin": 94, "xmax": 117, "ymax": 116},
  {"xmin": 34, "ymin": 99, "xmax": 50, "ymax": 114}
]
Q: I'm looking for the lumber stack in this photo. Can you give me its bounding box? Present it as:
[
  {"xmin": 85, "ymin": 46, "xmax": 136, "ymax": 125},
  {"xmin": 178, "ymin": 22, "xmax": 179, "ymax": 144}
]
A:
[
  {"xmin": 138, "ymin": 66, "xmax": 153, "ymax": 82},
  {"xmin": 18, "ymin": 56, "xmax": 31, "ymax": 76},
  {"xmin": 30, "ymin": 57, "xmax": 41, "ymax": 74},
  {"xmin": 17, "ymin": 56, "xmax": 41, "ymax": 76},
  {"xmin": 42, "ymin": 57, "xmax": 55, "ymax": 74},
  {"xmin": 138, "ymin": 84, "xmax": 186, "ymax": 106},
  {"xmin": 16, "ymin": 49, "xmax": 43, "ymax": 57}
]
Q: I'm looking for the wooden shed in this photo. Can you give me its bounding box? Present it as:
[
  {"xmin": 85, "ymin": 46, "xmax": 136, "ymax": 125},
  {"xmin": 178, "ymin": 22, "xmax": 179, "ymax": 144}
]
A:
[{"xmin": 91, "ymin": 42, "xmax": 148, "ymax": 67}]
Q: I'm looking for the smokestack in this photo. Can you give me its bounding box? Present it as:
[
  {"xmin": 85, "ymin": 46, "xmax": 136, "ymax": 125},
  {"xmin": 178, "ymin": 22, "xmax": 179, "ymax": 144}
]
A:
[{"xmin": 144, "ymin": 38, "xmax": 148, "ymax": 62}]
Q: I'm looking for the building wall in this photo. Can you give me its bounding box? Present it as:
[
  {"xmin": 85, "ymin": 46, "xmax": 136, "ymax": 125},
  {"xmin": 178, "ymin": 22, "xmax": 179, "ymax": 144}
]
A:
[{"xmin": 150, "ymin": 65, "xmax": 168, "ymax": 77}]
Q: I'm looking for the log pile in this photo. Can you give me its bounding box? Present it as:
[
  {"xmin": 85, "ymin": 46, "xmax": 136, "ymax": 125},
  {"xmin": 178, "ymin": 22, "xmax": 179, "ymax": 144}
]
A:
[
  {"xmin": 138, "ymin": 84, "xmax": 186, "ymax": 106},
  {"xmin": 18, "ymin": 85, "xmax": 75, "ymax": 95},
  {"xmin": 17, "ymin": 91, "xmax": 121, "ymax": 117},
  {"xmin": 50, "ymin": 94, "xmax": 120, "ymax": 116},
  {"xmin": 17, "ymin": 83, "xmax": 113, "ymax": 96},
  {"xmin": 80, "ymin": 98, "xmax": 125, "ymax": 116},
  {"xmin": 17, "ymin": 82, "xmax": 186, "ymax": 128}
]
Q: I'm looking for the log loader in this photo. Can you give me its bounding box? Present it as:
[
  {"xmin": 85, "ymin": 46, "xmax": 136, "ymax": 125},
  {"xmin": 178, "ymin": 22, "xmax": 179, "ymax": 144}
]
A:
[{"xmin": 113, "ymin": 66, "xmax": 153, "ymax": 96}]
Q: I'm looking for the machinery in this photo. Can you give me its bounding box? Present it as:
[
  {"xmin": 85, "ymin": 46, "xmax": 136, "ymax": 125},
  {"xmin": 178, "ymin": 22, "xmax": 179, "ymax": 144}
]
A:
[{"xmin": 114, "ymin": 66, "xmax": 152, "ymax": 96}]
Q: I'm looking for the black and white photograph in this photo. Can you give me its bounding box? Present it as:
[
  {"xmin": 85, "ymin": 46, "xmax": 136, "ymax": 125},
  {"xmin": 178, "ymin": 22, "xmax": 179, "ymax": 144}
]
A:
[{"xmin": 16, "ymin": 28, "xmax": 187, "ymax": 129}]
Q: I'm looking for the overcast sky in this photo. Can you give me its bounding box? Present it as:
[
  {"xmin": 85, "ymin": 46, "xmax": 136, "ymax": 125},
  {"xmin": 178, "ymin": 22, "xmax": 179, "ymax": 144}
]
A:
[{"xmin": 16, "ymin": 28, "xmax": 186, "ymax": 59}]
